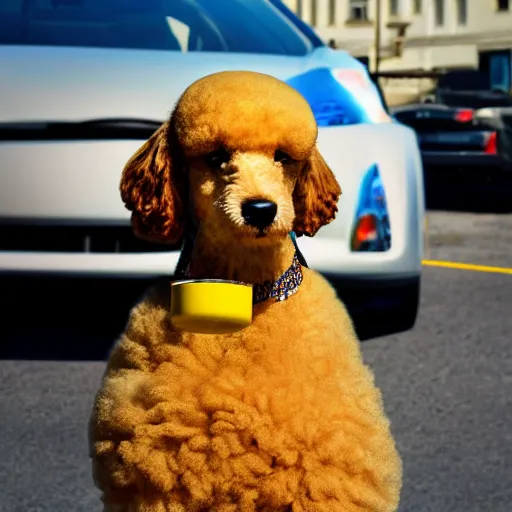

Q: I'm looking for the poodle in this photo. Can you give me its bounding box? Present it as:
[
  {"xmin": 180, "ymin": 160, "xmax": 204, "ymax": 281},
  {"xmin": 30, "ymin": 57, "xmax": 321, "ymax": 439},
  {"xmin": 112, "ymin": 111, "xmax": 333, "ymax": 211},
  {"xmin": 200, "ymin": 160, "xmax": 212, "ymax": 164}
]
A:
[{"xmin": 89, "ymin": 70, "xmax": 402, "ymax": 512}]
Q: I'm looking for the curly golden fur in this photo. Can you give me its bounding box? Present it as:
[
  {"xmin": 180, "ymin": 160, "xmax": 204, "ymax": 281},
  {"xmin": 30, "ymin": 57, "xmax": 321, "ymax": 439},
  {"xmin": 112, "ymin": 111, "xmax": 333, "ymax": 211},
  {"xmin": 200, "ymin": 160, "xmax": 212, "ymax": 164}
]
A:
[{"xmin": 90, "ymin": 71, "xmax": 402, "ymax": 511}]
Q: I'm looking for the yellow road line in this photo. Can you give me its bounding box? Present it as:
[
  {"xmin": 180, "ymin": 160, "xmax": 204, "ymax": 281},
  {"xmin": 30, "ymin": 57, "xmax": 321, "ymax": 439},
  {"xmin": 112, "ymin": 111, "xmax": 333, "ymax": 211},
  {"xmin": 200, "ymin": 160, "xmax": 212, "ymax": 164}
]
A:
[{"xmin": 422, "ymin": 260, "xmax": 512, "ymax": 275}]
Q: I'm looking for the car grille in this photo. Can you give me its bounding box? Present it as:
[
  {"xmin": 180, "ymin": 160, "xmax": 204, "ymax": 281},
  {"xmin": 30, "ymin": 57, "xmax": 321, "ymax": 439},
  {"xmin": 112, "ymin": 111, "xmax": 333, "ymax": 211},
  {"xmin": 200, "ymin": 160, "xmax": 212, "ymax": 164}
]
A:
[{"xmin": 0, "ymin": 224, "xmax": 181, "ymax": 253}]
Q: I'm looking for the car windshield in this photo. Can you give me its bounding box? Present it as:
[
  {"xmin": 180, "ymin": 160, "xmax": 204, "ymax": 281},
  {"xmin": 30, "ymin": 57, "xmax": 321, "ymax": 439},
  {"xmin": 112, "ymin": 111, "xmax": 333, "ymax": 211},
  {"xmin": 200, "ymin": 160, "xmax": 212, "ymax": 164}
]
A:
[
  {"xmin": 267, "ymin": 0, "xmax": 324, "ymax": 49},
  {"xmin": 0, "ymin": 0, "xmax": 314, "ymax": 56}
]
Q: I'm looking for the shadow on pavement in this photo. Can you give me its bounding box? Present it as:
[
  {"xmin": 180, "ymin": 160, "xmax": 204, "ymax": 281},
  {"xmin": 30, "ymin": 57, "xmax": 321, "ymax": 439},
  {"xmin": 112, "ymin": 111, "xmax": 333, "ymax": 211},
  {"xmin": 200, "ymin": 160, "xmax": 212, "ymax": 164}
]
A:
[
  {"xmin": 0, "ymin": 273, "xmax": 416, "ymax": 361},
  {"xmin": 0, "ymin": 276, "xmax": 155, "ymax": 361}
]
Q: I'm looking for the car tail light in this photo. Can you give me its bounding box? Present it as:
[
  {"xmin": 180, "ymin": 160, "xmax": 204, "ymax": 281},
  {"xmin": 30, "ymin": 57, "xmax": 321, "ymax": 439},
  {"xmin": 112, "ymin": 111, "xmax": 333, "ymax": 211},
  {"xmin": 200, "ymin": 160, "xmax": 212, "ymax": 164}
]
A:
[
  {"xmin": 352, "ymin": 213, "xmax": 378, "ymax": 250},
  {"xmin": 484, "ymin": 131, "xmax": 497, "ymax": 154},
  {"xmin": 350, "ymin": 164, "xmax": 391, "ymax": 252},
  {"xmin": 454, "ymin": 109, "xmax": 473, "ymax": 123}
]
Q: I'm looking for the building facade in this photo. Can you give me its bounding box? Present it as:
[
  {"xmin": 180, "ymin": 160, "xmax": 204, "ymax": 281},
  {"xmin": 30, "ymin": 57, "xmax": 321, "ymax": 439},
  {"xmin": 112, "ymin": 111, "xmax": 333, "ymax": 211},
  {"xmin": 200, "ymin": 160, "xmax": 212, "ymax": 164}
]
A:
[{"xmin": 282, "ymin": 0, "xmax": 512, "ymax": 94}]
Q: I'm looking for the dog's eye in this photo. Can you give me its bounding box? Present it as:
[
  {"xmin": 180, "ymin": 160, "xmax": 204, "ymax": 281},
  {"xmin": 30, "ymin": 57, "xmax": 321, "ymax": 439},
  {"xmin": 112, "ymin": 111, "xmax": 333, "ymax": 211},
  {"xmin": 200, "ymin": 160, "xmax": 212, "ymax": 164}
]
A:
[
  {"xmin": 274, "ymin": 150, "xmax": 292, "ymax": 164},
  {"xmin": 205, "ymin": 148, "xmax": 230, "ymax": 169}
]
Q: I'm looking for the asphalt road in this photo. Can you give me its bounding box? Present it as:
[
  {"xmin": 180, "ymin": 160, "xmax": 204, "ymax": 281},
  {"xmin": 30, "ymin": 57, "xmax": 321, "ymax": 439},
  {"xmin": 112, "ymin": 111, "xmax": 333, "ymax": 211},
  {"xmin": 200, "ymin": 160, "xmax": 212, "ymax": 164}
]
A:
[{"xmin": 1, "ymin": 209, "xmax": 511, "ymax": 512}]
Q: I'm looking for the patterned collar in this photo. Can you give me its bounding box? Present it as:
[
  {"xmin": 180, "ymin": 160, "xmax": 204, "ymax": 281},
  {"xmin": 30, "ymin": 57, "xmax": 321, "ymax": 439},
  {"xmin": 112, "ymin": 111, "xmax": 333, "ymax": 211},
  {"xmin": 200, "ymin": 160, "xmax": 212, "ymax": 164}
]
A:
[
  {"xmin": 253, "ymin": 253, "xmax": 303, "ymax": 305},
  {"xmin": 174, "ymin": 231, "xmax": 306, "ymax": 306}
]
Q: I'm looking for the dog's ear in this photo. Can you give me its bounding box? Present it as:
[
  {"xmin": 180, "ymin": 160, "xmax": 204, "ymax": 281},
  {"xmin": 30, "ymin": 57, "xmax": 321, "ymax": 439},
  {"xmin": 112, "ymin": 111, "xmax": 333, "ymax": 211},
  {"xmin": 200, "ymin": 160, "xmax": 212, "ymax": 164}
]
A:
[
  {"xmin": 120, "ymin": 121, "xmax": 186, "ymax": 244},
  {"xmin": 292, "ymin": 146, "xmax": 342, "ymax": 237}
]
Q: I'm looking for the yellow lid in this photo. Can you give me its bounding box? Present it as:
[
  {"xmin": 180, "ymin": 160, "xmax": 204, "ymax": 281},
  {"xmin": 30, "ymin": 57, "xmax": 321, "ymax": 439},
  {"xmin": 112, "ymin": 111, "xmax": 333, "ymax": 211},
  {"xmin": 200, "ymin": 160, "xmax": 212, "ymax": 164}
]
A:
[{"xmin": 170, "ymin": 279, "xmax": 253, "ymax": 334}]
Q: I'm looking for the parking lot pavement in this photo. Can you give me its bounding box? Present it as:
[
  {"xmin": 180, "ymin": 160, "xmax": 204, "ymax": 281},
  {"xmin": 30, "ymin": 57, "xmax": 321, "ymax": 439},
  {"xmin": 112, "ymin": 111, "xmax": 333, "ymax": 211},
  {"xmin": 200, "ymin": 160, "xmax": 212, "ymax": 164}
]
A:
[
  {"xmin": 364, "ymin": 265, "xmax": 512, "ymax": 512},
  {"xmin": 0, "ymin": 210, "xmax": 511, "ymax": 512},
  {"xmin": 0, "ymin": 361, "xmax": 103, "ymax": 512},
  {"xmin": 425, "ymin": 210, "xmax": 512, "ymax": 268}
]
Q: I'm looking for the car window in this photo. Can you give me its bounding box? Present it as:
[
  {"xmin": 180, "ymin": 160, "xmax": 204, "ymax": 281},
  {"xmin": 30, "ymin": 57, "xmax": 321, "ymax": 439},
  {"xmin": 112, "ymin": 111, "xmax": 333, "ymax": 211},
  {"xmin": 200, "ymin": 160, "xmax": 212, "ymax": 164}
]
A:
[
  {"xmin": 0, "ymin": 0, "xmax": 314, "ymax": 56},
  {"xmin": 267, "ymin": 0, "xmax": 324, "ymax": 49}
]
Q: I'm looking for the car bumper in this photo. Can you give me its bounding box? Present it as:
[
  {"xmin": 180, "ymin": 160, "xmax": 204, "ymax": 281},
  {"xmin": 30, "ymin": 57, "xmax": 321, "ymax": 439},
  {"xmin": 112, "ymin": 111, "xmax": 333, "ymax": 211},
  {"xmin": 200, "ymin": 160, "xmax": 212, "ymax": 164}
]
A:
[
  {"xmin": 0, "ymin": 251, "xmax": 180, "ymax": 278},
  {"xmin": 0, "ymin": 235, "xmax": 422, "ymax": 281},
  {"xmin": 327, "ymin": 274, "xmax": 420, "ymax": 340},
  {"xmin": 422, "ymin": 151, "xmax": 509, "ymax": 171}
]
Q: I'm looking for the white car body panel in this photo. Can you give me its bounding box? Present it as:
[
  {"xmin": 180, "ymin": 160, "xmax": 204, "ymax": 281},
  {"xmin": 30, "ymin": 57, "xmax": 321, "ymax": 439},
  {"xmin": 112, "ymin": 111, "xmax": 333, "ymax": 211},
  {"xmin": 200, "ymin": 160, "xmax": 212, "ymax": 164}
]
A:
[
  {"xmin": 0, "ymin": 46, "xmax": 424, "ymax": 282},
  {"xmin": 0, "ymin": 47, "xmax": 308, "ymax": 123}
]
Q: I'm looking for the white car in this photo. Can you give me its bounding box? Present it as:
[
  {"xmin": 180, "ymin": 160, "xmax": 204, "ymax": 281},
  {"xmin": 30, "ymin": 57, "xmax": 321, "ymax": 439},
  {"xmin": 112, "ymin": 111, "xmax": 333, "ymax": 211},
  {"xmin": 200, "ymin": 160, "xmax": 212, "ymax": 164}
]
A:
[{"xmin": 0, "ymin": 0, "xmax": 425, "ymax": 340}]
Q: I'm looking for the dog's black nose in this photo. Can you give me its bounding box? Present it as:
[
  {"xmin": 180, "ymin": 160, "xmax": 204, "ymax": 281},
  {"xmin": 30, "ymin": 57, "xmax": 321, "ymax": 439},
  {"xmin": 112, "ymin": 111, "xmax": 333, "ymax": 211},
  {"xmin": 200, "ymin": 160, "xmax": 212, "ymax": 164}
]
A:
[{"xmin": 241, "ymin": 199, "xmax": 277, "ymax": 230}]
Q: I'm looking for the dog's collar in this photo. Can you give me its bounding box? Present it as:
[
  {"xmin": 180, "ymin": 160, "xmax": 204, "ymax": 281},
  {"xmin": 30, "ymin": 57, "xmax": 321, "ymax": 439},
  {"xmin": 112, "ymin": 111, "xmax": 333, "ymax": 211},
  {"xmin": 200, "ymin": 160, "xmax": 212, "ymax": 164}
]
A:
[
  {"xmin": 174, "ymin": 231, "xmax": 308, "ymax": 305},
  {"xmin": 253, "ymin": 252, "xmax": 303, "ymax": 305}
]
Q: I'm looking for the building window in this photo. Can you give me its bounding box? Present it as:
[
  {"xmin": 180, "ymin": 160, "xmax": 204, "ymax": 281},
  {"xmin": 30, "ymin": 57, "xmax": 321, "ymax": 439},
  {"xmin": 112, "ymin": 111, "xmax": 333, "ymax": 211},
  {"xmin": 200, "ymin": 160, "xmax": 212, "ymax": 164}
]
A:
[
  {"xmin": 328, "ymin": 0, "xmax": 337, "ymax": 25},
  {"xmin": 413, "ymin": 0, "xmax": 422, "ymax": 13},
  {"xmin": 389, "ymin": 0, "xmax": 399, "ymax": 16},
  {"xmin": 310, "ymin": 0, "xmax": 318, "ymax": 26},
  {"xmin": 435, "ymin": 0, "xmax": 444, "ymax": 25},
  {"xmin": 456, "ymin": 0, "xmax": 467, "ymax": 24},
  {"xmin": 489, "ymin": 51, "xmax": 511, "ymax": 92},
  {"xmin": 348, "ymin": 0, "xmax": 369, "ymax": 21},
  {"xmin": 497, "ymin": 0, "xmax": 509, "ymax": 11}
]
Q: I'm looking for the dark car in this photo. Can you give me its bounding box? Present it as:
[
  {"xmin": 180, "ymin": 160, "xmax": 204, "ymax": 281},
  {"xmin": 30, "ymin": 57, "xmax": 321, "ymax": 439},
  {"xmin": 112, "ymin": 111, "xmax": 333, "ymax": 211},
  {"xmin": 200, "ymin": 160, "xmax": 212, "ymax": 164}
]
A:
[
  {"xmin": 435, "ymin": 69, "xmax": 512, "ymax": 109},
  {"xmin": 391, "ymin": 103, "xmax": 511, "ymax": 180}
]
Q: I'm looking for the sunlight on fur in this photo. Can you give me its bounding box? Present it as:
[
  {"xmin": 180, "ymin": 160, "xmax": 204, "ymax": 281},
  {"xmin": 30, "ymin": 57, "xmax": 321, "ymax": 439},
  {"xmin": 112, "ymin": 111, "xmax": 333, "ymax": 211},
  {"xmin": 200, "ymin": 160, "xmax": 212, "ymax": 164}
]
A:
[{"xmin": 90, "ymin": 70, "xmax": 402, "ymax": 511}]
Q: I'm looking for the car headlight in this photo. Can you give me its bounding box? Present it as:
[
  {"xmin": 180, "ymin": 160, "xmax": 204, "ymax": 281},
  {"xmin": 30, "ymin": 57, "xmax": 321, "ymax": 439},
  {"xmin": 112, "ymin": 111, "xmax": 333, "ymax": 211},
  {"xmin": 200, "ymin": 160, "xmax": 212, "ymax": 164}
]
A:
[
  {"xmin": 331, "ymin": 68, "xmax": 393, "ymax": 124},
  {"xmin": 286, "ymin": 67, "xmax": 372, "ymax": 127},
  {"xmin": 286, "ymin": 67, "xmax": 391, "ymax": 126},
  {"xmin": 350, "ymin": 163, "xmax": 391, "ymax": 252}
]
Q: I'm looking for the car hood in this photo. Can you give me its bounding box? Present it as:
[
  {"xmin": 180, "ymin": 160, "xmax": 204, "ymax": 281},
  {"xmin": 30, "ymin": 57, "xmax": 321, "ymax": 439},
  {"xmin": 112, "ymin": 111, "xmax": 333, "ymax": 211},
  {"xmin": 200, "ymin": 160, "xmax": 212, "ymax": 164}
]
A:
[{"xmin": 0, "ymin": 45, "xmax": 359, "ymax": 122}]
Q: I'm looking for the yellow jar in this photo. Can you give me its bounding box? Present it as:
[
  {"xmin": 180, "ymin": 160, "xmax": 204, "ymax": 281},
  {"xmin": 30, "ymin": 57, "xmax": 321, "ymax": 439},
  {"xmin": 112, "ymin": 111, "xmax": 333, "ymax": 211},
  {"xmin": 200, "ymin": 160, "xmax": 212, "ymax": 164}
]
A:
[{"xmin": 170, "ymin": 279, "xmax": 253, "ymax": 334}]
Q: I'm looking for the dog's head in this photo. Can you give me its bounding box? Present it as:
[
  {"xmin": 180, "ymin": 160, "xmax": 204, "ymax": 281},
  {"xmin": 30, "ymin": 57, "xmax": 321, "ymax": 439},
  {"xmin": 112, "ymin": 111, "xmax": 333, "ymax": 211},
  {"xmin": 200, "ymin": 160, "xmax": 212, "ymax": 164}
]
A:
[{"xmin": 120, "ymin": 71, "xmax": 341, "ymax": 247}]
